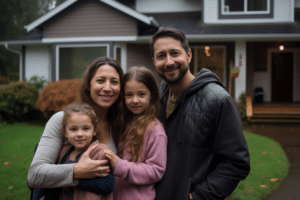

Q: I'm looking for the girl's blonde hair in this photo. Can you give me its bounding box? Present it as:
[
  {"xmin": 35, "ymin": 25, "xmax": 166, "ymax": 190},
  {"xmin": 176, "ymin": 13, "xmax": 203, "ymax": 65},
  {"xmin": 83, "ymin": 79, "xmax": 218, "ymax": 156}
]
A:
[
  {"xmin": 61, "ymin": 104, "xmax": 98, "ymax": 136},
  {"xmin": 118, "ymin": 67, "xmax": 160, "ymax": 162}
]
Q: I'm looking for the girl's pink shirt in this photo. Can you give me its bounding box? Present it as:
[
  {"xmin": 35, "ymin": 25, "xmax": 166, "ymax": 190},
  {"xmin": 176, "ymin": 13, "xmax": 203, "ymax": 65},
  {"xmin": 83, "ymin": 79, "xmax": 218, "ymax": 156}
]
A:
[{"xmin": 113, "ymin": 119, "xmax": 167, "ymax": 200}]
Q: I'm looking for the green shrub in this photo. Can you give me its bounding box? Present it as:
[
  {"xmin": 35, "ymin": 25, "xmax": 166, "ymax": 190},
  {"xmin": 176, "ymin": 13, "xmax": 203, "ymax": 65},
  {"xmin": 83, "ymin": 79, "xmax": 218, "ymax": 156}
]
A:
[
  {"xmin": 0, "ymin": 81, "xmax": 39, "ymax": 123},
  {"xmin": 0, "ymin": 75, "xmax": 10, "ymax": 85},
  {"xmin": 26, "ymin": 75, "xmax": 48, "ymax": 91},
  {"xmin": 237, "ymin": 91, "xmax": 252, "ymax": 120},
  {"xmin": 36, "ymin": 79, "xmax": 82, "ymax": 118}
]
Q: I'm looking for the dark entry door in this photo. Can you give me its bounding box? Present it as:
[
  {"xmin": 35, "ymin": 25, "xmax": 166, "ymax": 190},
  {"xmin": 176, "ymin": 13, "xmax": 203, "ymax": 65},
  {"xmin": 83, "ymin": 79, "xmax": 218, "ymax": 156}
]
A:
[{"xmin": 272, "ymin": 52, "xmax": 293, "ymax": 102}]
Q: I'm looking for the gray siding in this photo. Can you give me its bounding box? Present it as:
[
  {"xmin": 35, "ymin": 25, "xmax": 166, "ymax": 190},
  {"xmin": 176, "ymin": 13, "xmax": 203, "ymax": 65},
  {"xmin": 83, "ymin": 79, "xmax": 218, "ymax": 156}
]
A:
[
  {"xmin": 44, "ymin": 0, "xmax": 137, "ymax": 38},
  {"xmin": 127, "ymin": 43, "xmax": 163, "ymax": 87}
]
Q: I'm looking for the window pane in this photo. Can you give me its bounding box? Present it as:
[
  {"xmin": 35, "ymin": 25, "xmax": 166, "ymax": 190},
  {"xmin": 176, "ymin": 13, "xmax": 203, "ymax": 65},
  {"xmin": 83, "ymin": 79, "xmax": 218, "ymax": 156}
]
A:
[
  {"xmin": 59, "ymin": 47, "xmax": 107, "ymax": 79},
  {"xmin": 195, "ymin": 47, "xmax": 226, "ymax": 84},
  {"xmin": 248, "ymin": 0, "xmax": 267, "ymax": 11},
  {"xmin": 225, "ymin": 0, "xmax": 244, "ymax": 12}
]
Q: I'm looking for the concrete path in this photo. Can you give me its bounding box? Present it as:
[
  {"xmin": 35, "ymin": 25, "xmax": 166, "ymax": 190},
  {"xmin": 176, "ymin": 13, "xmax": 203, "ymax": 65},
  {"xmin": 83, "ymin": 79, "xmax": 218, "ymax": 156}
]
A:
[{"xmin": 244, "ymin": 124, "xmax": 300, "ymax": 200}]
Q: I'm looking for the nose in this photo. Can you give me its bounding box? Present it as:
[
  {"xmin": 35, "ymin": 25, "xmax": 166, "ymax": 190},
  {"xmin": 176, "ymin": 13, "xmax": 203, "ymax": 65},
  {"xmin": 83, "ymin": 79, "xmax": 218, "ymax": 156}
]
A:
[
  {"xmin": 77, "ymin": 130, "xmax": 83, "ymax": 137},
  {"xmin": 103, "ymin": 81, "xmax": 112, "ymax": 92},
  {"xmin": 132, "ymin": 95, "xmax": 139, "ymax": 103},
  {"xmin": 165, "ymin": 54, "xmax": 174, "ymax": 67}
]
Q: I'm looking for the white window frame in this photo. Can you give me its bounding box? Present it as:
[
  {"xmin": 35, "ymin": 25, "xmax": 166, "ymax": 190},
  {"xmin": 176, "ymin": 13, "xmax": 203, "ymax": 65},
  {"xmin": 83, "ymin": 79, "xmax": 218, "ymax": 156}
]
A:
[
  {"xmin": 221, "ymin": 0, "xmax": 270, "ymax": 15},
  {"xmin": 55, "ymin": 44, "xmax": 109, "ymax": 81}
]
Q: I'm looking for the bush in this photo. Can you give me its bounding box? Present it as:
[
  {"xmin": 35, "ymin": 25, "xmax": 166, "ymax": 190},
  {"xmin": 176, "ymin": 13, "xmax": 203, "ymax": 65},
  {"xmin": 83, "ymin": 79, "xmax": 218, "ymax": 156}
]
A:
[
  {"xmin": 26, "ymin": 75, "xmax": 48, "ymax": 91},
  {"xmin": 36, "ymin": 79, "xmax": 82, "ymax": 118},
  {"xmin": 0, "ymin": 81, "xmax": 39, "ymax": 123},
  {"xmin": 237, "ymin": 91, "xmax": 252, "ymax": 120}
]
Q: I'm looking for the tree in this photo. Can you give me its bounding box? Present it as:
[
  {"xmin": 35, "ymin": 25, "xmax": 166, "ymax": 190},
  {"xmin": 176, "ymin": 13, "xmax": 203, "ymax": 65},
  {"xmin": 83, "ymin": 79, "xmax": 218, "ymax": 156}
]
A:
[{"xmin": 0, "ymin": 0, "xmax": 67, "ymax": 79}]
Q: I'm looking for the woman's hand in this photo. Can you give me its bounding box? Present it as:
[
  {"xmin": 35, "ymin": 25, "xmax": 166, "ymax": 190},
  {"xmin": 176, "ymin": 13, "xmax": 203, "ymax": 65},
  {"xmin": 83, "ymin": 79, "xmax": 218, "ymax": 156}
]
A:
[
  {"xmin": 104, "ymin": 149, "xmax": 117, "ymax": 170},
  {"xmin": 73, "ymin": 145, "xmax": 110, "ymax": 179}
]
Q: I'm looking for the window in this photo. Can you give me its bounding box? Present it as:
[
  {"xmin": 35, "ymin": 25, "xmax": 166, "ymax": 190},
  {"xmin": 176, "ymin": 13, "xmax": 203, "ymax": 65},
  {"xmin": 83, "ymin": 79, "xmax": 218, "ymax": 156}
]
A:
[
  {"xmin": 190, "ymin": 46, "xmax": 227, "ymax": 86},
  {"xmin": 219, "ymin": 0, "xmax": 273, "ymax": 19},
  {"xmin": 58, "ymin": 45, "xmax": 108, "ymax": 80}
]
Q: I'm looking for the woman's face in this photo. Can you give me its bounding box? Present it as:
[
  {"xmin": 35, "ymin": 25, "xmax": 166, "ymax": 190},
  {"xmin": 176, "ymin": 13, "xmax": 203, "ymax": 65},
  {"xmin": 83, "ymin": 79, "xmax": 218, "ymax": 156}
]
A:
[{"xmin": 90, "ymin": 64, "xmax": 121, "ymax": 108}]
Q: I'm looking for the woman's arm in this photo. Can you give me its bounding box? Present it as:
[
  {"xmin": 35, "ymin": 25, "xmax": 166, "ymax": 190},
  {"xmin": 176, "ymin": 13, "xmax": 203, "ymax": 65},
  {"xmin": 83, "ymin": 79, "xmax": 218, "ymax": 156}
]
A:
[
  {"xmin": 107, "ymin": 122, "xmax": 167, "ymax": 185},
  {"xmin": 27, "ymin": 112, "xmax": 76, "ymax": 188}
]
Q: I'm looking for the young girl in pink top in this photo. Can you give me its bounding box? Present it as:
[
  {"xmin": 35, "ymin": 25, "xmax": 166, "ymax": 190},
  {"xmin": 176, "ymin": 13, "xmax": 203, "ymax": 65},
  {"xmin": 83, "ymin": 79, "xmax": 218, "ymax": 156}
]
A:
[{"xmin": 104, "ymin": 67, "xmax": 167, "ymax": 200}]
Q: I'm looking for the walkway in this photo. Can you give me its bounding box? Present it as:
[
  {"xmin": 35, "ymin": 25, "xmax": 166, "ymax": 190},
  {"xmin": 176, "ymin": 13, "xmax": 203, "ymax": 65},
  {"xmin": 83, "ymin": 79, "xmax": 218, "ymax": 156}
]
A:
[{"xmin": 243, "ymin": 123, "xmax": 300, "ymax": 200}]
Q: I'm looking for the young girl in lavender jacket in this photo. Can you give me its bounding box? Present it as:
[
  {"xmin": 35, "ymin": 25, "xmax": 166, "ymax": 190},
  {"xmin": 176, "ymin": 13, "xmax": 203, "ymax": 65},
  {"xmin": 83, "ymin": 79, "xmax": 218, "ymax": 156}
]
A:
[{"xmin": 104, "ymin": 67, "xmax": 167, "ymax": 200}]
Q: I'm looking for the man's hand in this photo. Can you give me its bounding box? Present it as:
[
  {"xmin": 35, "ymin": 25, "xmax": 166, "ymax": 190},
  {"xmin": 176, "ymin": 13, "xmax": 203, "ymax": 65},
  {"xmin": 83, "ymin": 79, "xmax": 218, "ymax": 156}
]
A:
[
  {"xmin": 73, "ymin": 144, "xmax": 110, "ymax": 179},
  {"xmin": 104, "ymin": 149, "xmax": 117, "ymax": 170}
]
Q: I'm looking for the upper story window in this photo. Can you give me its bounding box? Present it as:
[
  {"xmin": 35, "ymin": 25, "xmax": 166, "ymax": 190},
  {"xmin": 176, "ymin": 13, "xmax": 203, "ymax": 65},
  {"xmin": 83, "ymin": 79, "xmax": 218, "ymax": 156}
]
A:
[{"xmin": 219, "ymin": 0, "xmax": 273, "ymax": 19}]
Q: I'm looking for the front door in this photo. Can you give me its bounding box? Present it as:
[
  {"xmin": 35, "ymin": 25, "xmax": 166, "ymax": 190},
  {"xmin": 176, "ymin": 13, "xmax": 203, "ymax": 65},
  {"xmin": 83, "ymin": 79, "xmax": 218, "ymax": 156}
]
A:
[{"xmin": 271, "ymin": 52, "xmax": 293, "ymax": 102}]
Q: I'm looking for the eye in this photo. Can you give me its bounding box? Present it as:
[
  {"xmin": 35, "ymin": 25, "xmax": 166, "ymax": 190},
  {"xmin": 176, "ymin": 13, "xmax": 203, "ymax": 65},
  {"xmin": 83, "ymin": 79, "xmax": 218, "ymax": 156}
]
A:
[
  {"xmin": 125, "ymin": 93, "xmax": 132, "ymax": 98},
  {"xmin": 96, "ymin": 79, "xmax": 104, "ymax": 83},
  {"xmin": 156, "ymin": 54, "xmax": 165, "ymax": 60},
  {"xmin": 83, "ymin": 126, "xmax": 91, "ymax": 131},
  {"xmin": 69, "ymin": 127, "xmax": 77, "ymax": 132},
  {"xmin": 139, "ymin": 93, "xmax": 146, "ymax": 97},
  {"xmin": 111, "ymin": 79, "xmax": 120, "ymax": 85}
]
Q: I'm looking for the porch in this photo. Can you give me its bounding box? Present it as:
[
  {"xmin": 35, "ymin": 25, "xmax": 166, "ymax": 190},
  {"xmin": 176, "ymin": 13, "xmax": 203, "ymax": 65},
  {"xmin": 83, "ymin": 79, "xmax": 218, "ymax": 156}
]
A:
[{"xmin": 246, "ymin": 102, "xmax": 300, "ymax": 123}]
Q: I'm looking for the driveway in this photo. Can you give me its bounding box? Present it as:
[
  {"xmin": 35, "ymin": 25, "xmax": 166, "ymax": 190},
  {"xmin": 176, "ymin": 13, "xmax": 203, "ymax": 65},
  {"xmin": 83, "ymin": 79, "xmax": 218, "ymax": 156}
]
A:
[{"xmin": 243, "ymin": 123, "xmax": 300, "ymax": 200}]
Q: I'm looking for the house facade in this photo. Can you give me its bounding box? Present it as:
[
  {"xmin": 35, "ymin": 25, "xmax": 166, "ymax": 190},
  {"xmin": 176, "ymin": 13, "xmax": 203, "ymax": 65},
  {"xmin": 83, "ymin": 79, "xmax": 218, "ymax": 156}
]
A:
[{"xmin": 1, "ymin": 0, "xmax": 300, "ymax": 102}]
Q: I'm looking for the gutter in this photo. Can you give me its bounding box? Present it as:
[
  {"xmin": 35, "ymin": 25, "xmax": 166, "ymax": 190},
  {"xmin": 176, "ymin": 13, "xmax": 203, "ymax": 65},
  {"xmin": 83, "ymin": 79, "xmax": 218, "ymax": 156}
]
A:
[{"xmin": 4, "ymin": 43, "xmax": 23, "ymax": 81}]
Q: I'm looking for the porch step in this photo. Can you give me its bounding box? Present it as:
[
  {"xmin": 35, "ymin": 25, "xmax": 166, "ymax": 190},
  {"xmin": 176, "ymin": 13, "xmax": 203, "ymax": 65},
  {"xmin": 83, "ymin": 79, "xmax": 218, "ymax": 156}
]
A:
[{"xmin": 248, "ymin": 109, "xmax": 300, "ymax": 123}]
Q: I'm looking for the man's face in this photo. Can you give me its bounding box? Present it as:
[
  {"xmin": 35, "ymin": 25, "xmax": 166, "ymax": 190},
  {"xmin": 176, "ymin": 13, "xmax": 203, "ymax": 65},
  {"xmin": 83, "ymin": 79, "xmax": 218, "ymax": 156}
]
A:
[{"xmin": 152, "ymin": 37, "xmax": 192, "ymax": 84}]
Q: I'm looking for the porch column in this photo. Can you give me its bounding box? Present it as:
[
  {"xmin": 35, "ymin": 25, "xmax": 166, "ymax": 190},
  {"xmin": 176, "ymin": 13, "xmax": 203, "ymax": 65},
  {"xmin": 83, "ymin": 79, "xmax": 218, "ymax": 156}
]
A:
[{"xmin": 234, "ymin": 40, "xmax": 247, "ymax": 101}]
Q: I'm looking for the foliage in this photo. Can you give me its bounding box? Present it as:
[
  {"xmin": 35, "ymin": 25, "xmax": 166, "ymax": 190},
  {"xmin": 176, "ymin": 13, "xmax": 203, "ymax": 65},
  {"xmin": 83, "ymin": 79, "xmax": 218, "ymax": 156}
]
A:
[
  {"xmin": 237, "ymin": 91, "xmax": 252, "ymax": 120},
  {"xmin": 26, "ymin": 75, "xmax": 47, "ymax": 91},
  {"xmin": 0, "ymin": 123, "xmax": 45, "ymax": 199},
  {"xmin": 0, "ymin": 81, "xmax": 39, "ymax": 123},
  {"xmin": 0, "ymin": 0, "xmax": 68, "ymax": 78},
  {"xmin": 229, "ymin": 132, "xmax": 289, "ymax": 200},
  {"xmin": 36, "ymin": 79, "xmax": 82, "ymax": 118},
  {"xmin": 0, "ymin": 75, "xmax": 10, "ymax": 85}
]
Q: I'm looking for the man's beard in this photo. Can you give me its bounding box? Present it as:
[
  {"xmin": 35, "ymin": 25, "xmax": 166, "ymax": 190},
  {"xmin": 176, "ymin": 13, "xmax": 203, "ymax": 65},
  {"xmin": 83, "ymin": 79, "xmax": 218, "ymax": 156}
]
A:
[{"xmin": 159, "ymin": 63, "xmax": 189, "ymax": 84}]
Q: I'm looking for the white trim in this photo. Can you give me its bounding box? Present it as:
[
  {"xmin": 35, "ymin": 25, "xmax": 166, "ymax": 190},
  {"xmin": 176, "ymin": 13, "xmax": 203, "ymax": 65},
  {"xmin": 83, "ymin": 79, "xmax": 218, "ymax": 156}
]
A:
[
  {"xmin": 114, "ymin": 43, "xmax": 127, "ymax": 73},
  {"xmin": 221, "ymin": 0, "xmax": 270, "ymax": 15},
  {"xmin": 0, "ymin": 40, "xmax": 43, "ymax": 45},
  {"xmin": 24, "ymin": 0, "xmax": 158, "ymax": 32},
  {"xmin": 25, "ymin": 0, "xmax": 77, "ymax": 32},
  {"xmin": 100, "ymin": 0, "xmax": 159, "ymax": 26},
  {"xmin": 42, "ymin": 36, "xmax": 138, "ymax": 43},
  {"xmin": 55, "ymin": 43, "xmax": 110, "ymax": 80}
]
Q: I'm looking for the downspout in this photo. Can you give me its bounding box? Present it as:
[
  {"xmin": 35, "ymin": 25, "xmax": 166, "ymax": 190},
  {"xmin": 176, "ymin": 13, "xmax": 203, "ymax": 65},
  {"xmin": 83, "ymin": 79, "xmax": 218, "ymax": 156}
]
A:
[{"xmin": 4, "ymin": 43, "xmax": 23, "ymax": 81}]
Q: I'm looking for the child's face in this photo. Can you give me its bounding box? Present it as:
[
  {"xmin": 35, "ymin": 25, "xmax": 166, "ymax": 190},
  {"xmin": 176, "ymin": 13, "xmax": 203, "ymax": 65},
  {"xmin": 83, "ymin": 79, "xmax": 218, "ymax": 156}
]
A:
[
  {"xmin": 65, "ymin": 113, "xmax": 96, "ymax": 152},
  {"xmin": 124, "ymin": 79, "xmax": 152, "ymax": 116}
]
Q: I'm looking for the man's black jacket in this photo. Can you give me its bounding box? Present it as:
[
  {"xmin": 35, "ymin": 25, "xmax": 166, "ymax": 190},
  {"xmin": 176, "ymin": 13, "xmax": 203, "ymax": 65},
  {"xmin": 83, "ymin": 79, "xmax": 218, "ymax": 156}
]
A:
[{"xmin": 155, "ymin": 69, "xmax": 250, "ymax": 200}]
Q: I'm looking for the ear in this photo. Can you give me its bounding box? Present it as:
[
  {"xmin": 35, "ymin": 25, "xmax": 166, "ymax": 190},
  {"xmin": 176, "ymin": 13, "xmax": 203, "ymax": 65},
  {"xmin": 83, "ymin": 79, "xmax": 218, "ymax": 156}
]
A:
[
  {"xmin": 152, "ymin": 57, "xmax": 156, "ymax": 66},
  {"xmin": 187, "ymin": 49, "xmax": 192, "ymax": 64},
  {"xmin": 64, "ymin": 133, "xmax": 68, "ymax": 138},
  {"xmin": 93, "ymin": 131, "xmax": 97, "ymax": 136}
]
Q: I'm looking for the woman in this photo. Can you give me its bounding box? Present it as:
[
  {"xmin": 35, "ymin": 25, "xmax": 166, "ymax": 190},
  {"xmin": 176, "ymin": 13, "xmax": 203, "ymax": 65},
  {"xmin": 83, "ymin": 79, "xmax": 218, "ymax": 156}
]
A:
[{"xmin": 27, "ymin": 57, "xmax": 125, "ymax": 189}]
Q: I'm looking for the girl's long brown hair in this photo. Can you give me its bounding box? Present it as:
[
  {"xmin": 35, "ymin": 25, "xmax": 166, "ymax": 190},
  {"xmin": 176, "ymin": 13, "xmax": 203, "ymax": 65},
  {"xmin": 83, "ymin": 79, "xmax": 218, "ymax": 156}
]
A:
[{"xmin": 118, "ymin": 67, "xmax": 160, "ymax": 163}]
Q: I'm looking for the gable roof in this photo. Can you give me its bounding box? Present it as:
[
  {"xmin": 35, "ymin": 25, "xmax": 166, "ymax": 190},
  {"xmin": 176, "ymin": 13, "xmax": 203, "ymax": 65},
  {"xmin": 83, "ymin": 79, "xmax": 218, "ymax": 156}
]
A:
[{"xmin": 24, "ymin": 0, "xmax": 159, "ymax": 32}]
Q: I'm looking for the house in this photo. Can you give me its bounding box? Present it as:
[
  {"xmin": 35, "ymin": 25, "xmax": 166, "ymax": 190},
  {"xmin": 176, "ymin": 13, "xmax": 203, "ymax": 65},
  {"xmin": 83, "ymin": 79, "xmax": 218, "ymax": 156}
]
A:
[{"xmin": 1, "ymin": 0, "xmax": 300, "ymax": 104}]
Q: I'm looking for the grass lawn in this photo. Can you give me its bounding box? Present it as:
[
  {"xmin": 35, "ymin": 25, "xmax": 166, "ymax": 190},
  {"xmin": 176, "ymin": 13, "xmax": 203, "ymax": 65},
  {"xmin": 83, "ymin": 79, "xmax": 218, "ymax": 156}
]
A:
[
  {"xmin": 0, "ymin": 124, "xmax": 290, "ymax": 200},
  {"xmin": 0, "ymin": 123, "xmax": 44, "ymax": 199},
  {"xmin": 229, "ymin": 132, "xmax": 290, "ymax": 200}
]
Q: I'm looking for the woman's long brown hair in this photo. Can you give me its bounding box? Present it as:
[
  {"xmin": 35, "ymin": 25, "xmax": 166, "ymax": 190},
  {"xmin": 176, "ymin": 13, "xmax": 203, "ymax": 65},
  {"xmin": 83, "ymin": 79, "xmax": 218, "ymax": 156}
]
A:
[
  {"xmin": 77, "ymin": 57, "xmax": 126, "ymax": 147},
  {"xmin": 118, "ymin": 67, "xmax": 160, "ymax": 163}
]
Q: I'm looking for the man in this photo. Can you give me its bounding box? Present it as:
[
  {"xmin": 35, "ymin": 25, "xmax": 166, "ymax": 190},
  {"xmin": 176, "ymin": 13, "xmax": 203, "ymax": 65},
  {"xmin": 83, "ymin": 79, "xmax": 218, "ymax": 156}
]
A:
[{"xmin": 150, "ymin": 27, "xmax": 250, "ymax": 200}]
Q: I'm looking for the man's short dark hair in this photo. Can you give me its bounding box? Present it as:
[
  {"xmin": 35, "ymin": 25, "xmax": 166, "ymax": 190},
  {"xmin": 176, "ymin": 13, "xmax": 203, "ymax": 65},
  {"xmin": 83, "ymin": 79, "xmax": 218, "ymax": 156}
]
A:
[{"xmin": 150, "ymin": 27, "xmax": 190, "ymax": 58}]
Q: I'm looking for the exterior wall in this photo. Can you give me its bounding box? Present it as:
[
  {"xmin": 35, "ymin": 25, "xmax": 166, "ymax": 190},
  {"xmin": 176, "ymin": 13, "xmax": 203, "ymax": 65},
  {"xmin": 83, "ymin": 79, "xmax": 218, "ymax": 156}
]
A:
[
  {"xmin": 295, "ymin": 0, "xmax": 300, "ymax": 8},
  {"xmin": 126, "ymin": 43, "xmax": 162, "ymax": 86},
  {"xmin": 25, "ymin": 45, "xmax": 51, "ymax": 82},
  {"xmin": 43, "ymin": 0, "xmax": 137, "ymax": 38},
  {"xmin": 204, "ymin": 0, "xmax": 294, "ymax": 24},
  {"xmin": 136, "ymin": 0, "xmax": 202, "ymax": 13}
]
